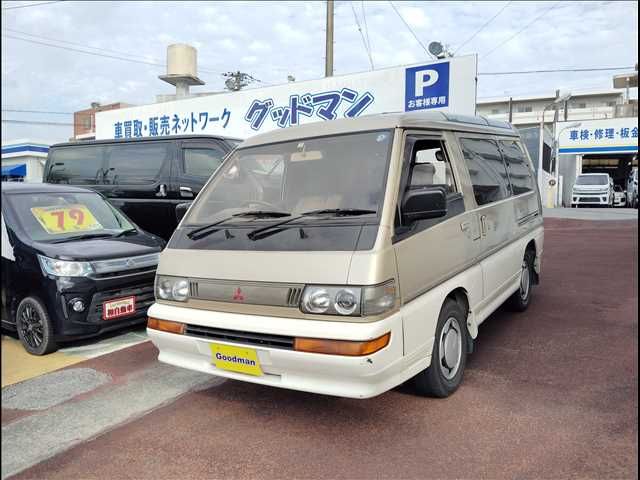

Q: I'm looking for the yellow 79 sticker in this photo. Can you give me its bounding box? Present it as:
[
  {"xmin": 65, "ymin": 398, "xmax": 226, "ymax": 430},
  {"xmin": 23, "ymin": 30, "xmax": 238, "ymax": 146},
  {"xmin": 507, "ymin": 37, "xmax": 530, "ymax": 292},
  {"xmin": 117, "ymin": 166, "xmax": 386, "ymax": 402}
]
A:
[{"xmin": 30, "ymin": 204, "xmax": 103, "ymax": 235}]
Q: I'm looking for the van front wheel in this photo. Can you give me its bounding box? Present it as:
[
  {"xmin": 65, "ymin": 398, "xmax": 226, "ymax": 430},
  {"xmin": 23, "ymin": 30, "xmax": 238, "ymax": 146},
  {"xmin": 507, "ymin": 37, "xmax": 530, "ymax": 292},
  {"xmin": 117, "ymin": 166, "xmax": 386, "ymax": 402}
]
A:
[
  {"xmin": 508, "ymin": 250, "xmax": 535, "ymax": 312},
  {"xmin": 413, "ymin": 299, "xmax": 468, "ymax": 398}
]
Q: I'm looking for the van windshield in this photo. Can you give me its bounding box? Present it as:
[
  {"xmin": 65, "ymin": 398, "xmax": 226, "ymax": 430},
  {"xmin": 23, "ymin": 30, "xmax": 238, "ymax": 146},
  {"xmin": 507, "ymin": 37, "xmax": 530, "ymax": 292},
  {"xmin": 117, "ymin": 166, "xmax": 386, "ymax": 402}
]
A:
[
  {"xmin": 4, "ymin": 191, "xmax": 135, "ymax": 243},
  {"xmin": 185, "ymin": 130, "xmax": 393, "ymax": 225},
  {"xmin": 576, "ymin": 175, "xmax": 608, "ymax": 185}
]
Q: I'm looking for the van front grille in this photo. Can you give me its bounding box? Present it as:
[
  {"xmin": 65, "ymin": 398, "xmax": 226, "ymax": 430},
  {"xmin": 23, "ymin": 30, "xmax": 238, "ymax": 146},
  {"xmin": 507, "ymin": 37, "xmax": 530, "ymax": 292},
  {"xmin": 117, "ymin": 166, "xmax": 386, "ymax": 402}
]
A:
[
  {"xmin": 184, "ymin": 325, "xmax": 295, "ymax": 350},
  {"xmin": 286, "ymin": 287, "xmax": 303, "ymax": 307}
]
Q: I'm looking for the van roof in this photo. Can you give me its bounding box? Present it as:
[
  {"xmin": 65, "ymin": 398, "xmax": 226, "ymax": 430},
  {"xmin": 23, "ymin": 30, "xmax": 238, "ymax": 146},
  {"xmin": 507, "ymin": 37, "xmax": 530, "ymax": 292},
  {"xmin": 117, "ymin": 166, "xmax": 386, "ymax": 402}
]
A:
[
  {"xmin": 578, "ymin": 173, "xmax": 609, "ymax": 176},
  {"xmin": 240, "ymin": 110, "xmax": 519, "ymax": 148},
  {"xmin": 50, "ymin": 134, "xmax": 242, "ymax": 149}
]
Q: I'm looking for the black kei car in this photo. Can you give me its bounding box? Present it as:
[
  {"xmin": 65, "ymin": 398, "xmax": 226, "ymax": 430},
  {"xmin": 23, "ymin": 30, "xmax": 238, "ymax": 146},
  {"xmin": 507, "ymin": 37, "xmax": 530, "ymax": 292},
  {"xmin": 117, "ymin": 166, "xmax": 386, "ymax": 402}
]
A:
[{"xmin": 1, "ymin": 182, "xmax": 165, "ymax": 355}]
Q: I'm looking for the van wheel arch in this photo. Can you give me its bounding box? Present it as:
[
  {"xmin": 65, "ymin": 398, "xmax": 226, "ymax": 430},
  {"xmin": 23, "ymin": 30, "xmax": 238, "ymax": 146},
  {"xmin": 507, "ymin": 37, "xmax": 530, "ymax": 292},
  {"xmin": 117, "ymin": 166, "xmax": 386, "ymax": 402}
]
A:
[{"xmin": 445, "ymin": 288, "xmax": 474, "ymax": 354}]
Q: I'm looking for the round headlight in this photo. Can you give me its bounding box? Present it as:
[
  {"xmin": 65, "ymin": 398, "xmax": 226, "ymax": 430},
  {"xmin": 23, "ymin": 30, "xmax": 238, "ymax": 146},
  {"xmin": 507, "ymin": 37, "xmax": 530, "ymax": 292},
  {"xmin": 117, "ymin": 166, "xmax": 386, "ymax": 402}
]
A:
[
  {"xmin": 334, "ymin": 289, "xmax": 359, "ymax": 315},
  {"xmin": 172, "ymin": 279, "xmax": 189, "ymax": 302},
  {"xmin": 157, "ymin": 279, "xmax": 173, "ymax": 300},
  {"xmin": 303, "ymin": 288, "xmax": 331, "ymax": 313}
]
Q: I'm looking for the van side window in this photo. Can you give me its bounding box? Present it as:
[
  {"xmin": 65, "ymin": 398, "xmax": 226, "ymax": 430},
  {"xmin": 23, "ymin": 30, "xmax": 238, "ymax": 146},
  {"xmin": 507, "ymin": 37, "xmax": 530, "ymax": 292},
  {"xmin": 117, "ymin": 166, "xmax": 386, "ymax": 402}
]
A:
[
  {"xmin": 409, "ymin": 140, "xmax": 456, "ymax": 194},
  {"xmin": 105, "ymin": 143, "xmax": 169, "ymax": 185},
  {"xmin": 183, "ymin": 148, "xmax": 226, "ymax": 178},
  {"xmin": 46, "ymin": 146, "xmax": 107, "ymax": 185},
  {"xmin": 460, "ymin": 138, "xmax": 511, "ymax": 206},
  {"xmin": 500, "ymin": 140, "xmax": 535, "ymax": 195}
]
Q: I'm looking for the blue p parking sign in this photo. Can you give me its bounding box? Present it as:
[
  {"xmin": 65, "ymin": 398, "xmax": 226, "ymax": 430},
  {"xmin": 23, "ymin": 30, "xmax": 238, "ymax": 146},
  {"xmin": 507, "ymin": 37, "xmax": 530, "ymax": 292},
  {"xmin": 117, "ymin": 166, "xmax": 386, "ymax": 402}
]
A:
[{"xmin": 405, "ymin": 62, "xmax": 450, "ymax": 111}]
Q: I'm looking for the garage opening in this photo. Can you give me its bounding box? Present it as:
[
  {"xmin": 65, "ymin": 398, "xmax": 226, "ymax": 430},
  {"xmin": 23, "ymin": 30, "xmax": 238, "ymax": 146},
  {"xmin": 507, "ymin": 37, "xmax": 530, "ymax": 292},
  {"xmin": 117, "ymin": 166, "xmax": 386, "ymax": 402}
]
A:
[{"xmin": 581, "ymin": 153, "xmax": 637, "ymax": 189}]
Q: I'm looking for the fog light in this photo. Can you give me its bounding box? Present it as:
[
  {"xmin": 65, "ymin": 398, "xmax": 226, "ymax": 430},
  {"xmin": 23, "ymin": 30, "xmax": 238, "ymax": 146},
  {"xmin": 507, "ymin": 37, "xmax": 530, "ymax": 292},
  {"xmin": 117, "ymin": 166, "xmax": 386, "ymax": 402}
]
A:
[{"xmin": 71, "ymin": 299, "xmax": 85, "ymax": 312}]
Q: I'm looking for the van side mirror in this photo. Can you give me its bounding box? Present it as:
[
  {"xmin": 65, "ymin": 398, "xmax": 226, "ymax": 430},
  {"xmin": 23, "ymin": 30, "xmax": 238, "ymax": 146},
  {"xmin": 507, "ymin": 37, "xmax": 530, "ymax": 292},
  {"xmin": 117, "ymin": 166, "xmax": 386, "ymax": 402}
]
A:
[
  {"xmin": 401, "ymin": 187, "xmax": 447, "ymax": 223},
  {"xmin": 175, "ymin": 202, "xmax": 192, "ymax": 223}
]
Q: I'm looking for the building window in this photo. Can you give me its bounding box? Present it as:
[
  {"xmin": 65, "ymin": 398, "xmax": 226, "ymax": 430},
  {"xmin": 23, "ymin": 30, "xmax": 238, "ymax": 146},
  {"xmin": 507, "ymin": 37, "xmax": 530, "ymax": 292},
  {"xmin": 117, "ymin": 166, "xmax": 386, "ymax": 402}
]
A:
[
  {"xmin": 516, "ymin": 105, "xmax": 533, "ymax": 113},
  {"xmin": 491, "ymin": 109, "xmax": 501, "ymax": 115},
  {"xmin": 575, "ymin": 102, "xmax": 587, "ymax": 109},
  {"xmin": 606, "ymin": 101, "xmax": 616, "ymax": 107}
]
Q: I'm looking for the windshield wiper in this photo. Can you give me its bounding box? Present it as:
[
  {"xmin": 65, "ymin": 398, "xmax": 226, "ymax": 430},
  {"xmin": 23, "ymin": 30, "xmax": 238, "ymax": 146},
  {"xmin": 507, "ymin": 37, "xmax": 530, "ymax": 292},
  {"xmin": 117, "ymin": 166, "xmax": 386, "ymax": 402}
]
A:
[
  {"xmin": 246, "ymin": 215, "xmax": 305, "ymax": 241},
  {"xmin": 113, "ymin": 228, "xmax": 137, "ymax": 238},
  {"xmin": 300, "ymin": 208, "xmax": 377, "ymax": 217},
  {"xmin": 49, "ymin": 233, "xmax": 115, "ymax": 244},
  {"xmin": 246, "ymin": 209, "xmax": 378, "ymax": 241},
  {"xmin": 187, "ymin": 210, "xmax": 292, "ymax": 241}
]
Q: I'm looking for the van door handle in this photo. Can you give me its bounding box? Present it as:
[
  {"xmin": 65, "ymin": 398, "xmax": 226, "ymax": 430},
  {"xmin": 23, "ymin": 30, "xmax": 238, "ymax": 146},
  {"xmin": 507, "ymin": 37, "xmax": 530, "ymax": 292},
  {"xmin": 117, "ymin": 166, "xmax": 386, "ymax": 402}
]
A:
[
  {"xmin": 480, "ymin": 215, "xmax": 488, "ymax": 237},
  {"xmin": 179, "ymin": 186, "xmax": 194, "ymax": 198},
  {"xmin": 156, "ymin": 184, "xmax": 167, "ymax": 197}
]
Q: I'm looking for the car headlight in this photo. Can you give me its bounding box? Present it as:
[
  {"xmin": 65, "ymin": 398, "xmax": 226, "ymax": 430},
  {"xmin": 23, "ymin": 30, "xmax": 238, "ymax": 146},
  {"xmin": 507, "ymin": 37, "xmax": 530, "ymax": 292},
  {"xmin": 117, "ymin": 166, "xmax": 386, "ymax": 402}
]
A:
[
  {"xmin": 38, "ymin": 255, "xmax": 93, "ymax": 277},
  {"xmin": 155, "ymin": 275, "xmax": 189, "ymax": 302},
  {"xmin": 300, "ymin": 280, "xmax": 396, "ymax": 317}
]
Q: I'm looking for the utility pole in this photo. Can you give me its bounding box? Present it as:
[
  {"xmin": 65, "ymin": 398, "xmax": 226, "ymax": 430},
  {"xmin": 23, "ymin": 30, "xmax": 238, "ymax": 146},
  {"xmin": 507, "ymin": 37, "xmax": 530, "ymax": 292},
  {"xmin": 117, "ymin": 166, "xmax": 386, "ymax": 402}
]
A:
[{"xmin": 325, "ymin": 0, "xmax": 334, "ymax": 77}]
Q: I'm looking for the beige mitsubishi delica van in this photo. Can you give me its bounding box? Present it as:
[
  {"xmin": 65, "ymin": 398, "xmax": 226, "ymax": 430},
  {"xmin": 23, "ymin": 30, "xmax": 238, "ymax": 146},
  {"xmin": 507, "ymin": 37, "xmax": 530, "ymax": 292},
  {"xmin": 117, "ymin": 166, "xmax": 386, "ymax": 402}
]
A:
[{"xmin": 147, "ymin": 111, "xmax": 544, "ymax": 399}]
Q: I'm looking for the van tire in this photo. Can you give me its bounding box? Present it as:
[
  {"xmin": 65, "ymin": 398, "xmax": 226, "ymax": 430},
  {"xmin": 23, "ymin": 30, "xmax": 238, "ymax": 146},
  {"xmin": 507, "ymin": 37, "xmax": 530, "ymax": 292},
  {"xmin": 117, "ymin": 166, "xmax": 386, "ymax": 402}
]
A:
[
  {"xmin": 508, "ymin": 249, "xmax": 535, "ymax": 312},
  {"xmin": 16, "ymin": 297, "xmax": 58, "ymax": 355},
  {"xmin": 413, "ymin": 299, "xmax": 468, "ymax": 398}
]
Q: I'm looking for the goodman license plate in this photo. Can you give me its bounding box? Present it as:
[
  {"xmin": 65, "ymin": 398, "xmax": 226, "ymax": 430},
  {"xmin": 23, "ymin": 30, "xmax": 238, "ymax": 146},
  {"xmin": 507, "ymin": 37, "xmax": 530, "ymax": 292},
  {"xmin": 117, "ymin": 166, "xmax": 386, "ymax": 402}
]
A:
[
  {"xmin": 210, "ymin": 343, "xmax": 263, "ymax": 376},
  {"xmin": 103, "ymin": 296, "xmax": 136, "ymax": 320}
]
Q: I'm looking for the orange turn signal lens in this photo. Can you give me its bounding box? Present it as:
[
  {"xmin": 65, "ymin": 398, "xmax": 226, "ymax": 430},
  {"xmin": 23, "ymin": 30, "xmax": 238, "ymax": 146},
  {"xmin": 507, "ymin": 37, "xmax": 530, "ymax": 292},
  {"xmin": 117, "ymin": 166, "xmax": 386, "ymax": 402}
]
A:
[
  {"xmin": 147, "ymin": 317, "xmax": 185, "ymax": 335},
  {"xmin": 293, "ymin": 332, "xmax": 390, "ymax": 356}
]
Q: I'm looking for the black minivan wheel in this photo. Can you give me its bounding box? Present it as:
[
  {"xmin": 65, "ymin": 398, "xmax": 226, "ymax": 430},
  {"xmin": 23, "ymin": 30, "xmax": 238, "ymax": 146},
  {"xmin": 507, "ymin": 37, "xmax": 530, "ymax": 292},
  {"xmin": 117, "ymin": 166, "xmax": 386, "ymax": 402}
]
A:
[
  {"xmin": 16, "ymin": 297, "xmax": 58, "ymax": 355},
  {"xmin": 413, "ymin": 299, "xmax": 468, "ymax": 398},
  {"xmin": 508, "ymin": 249, "xmax": 536, "ymax": 312}
]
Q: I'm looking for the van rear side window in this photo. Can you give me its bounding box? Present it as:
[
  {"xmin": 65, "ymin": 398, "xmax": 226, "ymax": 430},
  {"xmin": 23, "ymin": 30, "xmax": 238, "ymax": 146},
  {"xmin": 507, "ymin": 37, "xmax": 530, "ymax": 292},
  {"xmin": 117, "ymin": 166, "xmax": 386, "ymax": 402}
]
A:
[
  {"xmin": 499, "ymin": 140, "xmax": 535, "ymax": 195},
  {"xmin": 460, "ymin": 138, "xmax": 511, "ymax": 206},
  {"xmin": 47, "ymin": 146, "xmax": 107, "ymax": 185}
]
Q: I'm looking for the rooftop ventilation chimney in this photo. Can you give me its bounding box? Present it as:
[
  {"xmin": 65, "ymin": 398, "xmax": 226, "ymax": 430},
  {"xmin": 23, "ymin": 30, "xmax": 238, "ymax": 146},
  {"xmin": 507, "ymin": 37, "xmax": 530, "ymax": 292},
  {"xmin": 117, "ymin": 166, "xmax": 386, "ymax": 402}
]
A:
[{"xmin": 158, "ymin": 44, "xmax": 205, "ymax": 98}]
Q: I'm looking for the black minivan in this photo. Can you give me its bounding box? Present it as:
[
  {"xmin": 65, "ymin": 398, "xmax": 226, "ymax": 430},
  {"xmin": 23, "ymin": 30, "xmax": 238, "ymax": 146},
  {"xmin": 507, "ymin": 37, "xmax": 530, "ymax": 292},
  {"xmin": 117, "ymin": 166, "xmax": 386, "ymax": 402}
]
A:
[
  {"xmin": 43, "ymin": 135, "xmax": 240, "ymax": 240},
  {"xmin": 1, "ymin": 182, "xmax": 165, "ymax": 355}
]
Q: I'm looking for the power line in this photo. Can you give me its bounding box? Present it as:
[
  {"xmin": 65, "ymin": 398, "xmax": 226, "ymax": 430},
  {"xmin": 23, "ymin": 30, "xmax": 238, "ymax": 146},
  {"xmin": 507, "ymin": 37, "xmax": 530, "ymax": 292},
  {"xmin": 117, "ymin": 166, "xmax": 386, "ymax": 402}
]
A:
[
  {"xmin": 453, "ymin": 1, "xmax": 512, "ymax": 55},
  {"xmin": 2, "ymin": 32, "xmax": 223, "ymax": 75},
  {"xmin": 3, "ymin": 27, "xmax": 161, "ymax": 62},
  {"xmin": 479, "ymin": 66, "xmax": 636, "ymax": 75},
  {"xmin": 2, "ymin": 108, "xmax": 73, "ymax": 115},
  {"xmin": 2, "ymin": 119, "xmax": 75, "ymax": 126},
  {"xmin": 482, "ymin": 1, "xmax": 562, "ymax": 59},
  {"xmin": 2, "ymin": 1, "xmax": 63, "ymax": 10},
  {"xmin": 361, "ymin": 1, "xmax": 372, "ymax": 58},
  {"xmin": 351, "ymin": 1, "xmax": 374, "ymax": 70},
  {"xmin": 387, "ymin": 0, "xmax": 431, "ymax": 59},
  {"xmin": 2, "ymin": 34, "xmax": 167, "ymax": 68}
]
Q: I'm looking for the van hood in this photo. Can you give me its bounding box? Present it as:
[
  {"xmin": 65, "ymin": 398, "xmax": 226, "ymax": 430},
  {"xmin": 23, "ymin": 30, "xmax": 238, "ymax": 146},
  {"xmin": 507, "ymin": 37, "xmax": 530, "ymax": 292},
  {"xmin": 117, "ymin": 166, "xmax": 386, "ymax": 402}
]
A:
[{"xmin": 157, "ymin": 248, "xmax": 354, "ymax": 284}]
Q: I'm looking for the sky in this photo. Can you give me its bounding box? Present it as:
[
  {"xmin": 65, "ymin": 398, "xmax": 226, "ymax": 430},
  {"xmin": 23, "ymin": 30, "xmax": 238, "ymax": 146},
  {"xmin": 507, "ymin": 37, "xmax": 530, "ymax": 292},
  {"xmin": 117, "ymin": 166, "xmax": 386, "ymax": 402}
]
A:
[{"xmin": 1, "ymin": 0, "xmax": 638, "ymax": 143}]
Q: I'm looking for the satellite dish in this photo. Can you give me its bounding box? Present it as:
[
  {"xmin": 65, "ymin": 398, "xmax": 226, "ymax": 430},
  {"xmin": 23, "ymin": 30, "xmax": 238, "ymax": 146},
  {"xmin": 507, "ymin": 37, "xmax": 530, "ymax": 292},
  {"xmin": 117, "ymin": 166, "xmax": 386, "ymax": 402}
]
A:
[{"xmin": 428, "ymin": 41, "xmax": 444, "ymax": 58}]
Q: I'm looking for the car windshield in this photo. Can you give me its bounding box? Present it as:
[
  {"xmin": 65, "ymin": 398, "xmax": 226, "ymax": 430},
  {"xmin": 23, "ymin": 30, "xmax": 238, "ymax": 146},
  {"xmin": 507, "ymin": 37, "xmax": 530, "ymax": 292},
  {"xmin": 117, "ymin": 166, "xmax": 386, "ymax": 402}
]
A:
[
  {"xmin": 4, "ymin": 191, "xmax": 135, "ymax": 243},
  {"xmin": 184, "ymin": 130, "xmax": 393, "ymax": 225},
  {"xmin": 576, "ymin": 175, "xmax": 608, "ymax": 185}
]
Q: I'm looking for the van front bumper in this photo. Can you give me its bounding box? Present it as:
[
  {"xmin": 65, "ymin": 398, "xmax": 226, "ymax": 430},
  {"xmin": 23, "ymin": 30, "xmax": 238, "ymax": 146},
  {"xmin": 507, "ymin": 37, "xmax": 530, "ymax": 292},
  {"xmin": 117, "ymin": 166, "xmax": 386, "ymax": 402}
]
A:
[{"xmin": 147, "ymin": 302, "xmax": 425, "ymax": 399}]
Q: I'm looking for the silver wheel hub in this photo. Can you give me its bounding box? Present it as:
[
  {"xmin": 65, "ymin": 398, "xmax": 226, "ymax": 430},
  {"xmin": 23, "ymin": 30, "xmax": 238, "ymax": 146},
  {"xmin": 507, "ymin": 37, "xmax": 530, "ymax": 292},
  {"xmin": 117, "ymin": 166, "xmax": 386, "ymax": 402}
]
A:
[
  {"xmin": 520, "ymin": 260, "xmax": 530, "ymax": 301},
  {"xmin": 439, "ymin": 317, "xmax": 462, "ymax": 380}
]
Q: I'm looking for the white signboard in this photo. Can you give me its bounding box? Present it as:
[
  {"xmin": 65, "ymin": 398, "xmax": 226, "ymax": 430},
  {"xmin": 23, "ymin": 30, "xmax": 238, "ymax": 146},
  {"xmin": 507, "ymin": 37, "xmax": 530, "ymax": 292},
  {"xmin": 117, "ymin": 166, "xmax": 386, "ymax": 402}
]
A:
[
  {"xmin": 558, "ymin": 117, "xmax": 638, "ymax": 155},
  {"xmin": 95, "ymin": 55, "xmax": 477, "ymax": 140}
]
